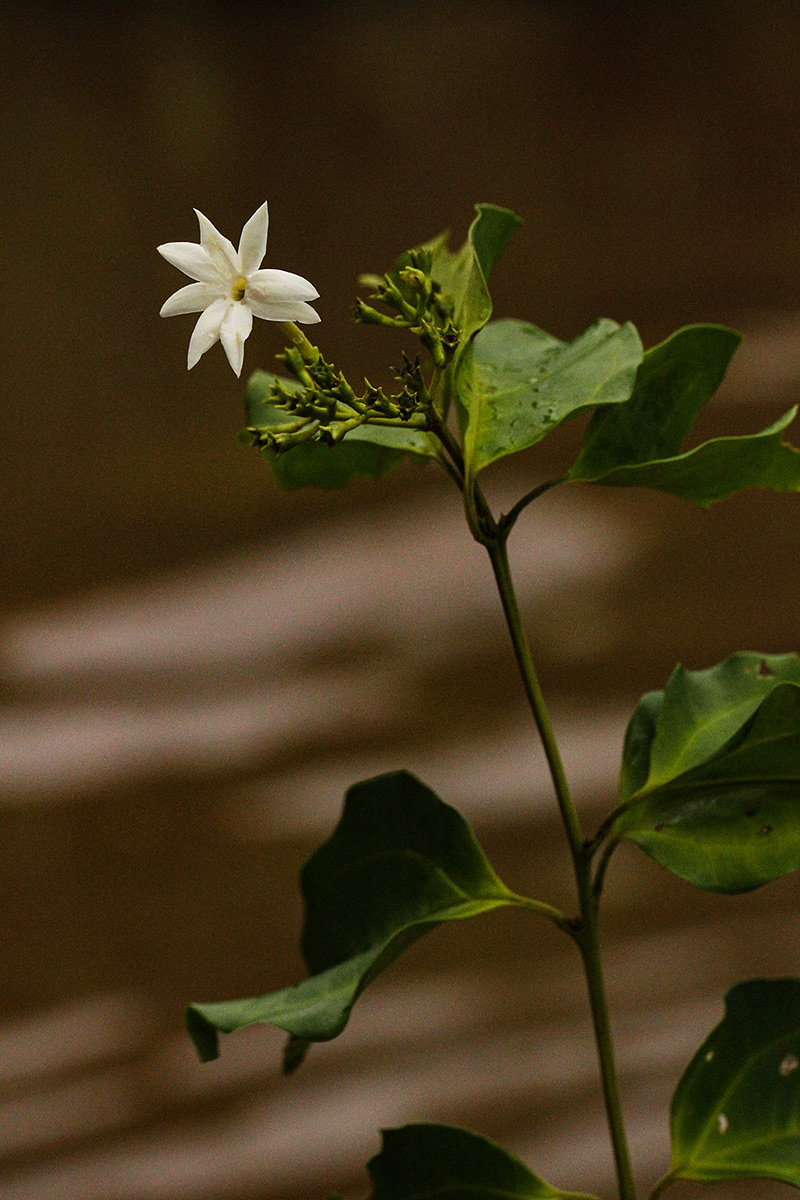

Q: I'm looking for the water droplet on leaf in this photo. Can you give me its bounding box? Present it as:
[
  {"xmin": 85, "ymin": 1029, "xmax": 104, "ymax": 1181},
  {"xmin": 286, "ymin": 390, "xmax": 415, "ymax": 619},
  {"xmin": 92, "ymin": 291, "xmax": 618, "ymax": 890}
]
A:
[
  {"xmin": 717, "ymin": 1113, "xmax": 729, "ymax": 1134},
  {"xmin": 780, "ymin": 1053, "xmax": 799, "ymax": 1076}
]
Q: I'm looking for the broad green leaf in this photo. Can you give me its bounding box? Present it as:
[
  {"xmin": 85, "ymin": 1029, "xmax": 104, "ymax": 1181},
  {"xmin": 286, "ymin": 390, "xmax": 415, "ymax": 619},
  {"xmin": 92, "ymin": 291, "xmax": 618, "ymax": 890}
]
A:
[
  {"xmin": 615, "ymin": 779, "xmax": 800, "ymax": 895},
  {"xmin": 612, "ymin": 653, "xmax": 800, "ymax": 892},
  {"xmin": 457, "ymin": 318, "xmax": 643, "ymax": 484},
  {"xmin": 569, "ymin": 324, "xmax": 800, "ymax": 506},
  {"xmin": 665, "ymin": 979, "xmax": 800, "ymax": 1189},
  {"xmin": 623, "ymin": 653, "xmax": 800, "ymax": 798},
  {"xmin": 368, "ymin": 1124, "xmax": 597, "ymax": 1200},
  {"xmin": 572, "ymin": 408, "xmax": 800, "ymax": 508},
  {"xmin": 429, "ymin": 204, "xmax": 522, "ymax": 351},
  {"xmin": 244, "ymin": 370, "xmax": 439, "ymax": 490},
  {"xmin": 186, "ymin": 772, "xmax": 525, "ymax": 1064},
  {"xmin": 571, "ymin": 325, "xmax": 741, "ymax": 477}
]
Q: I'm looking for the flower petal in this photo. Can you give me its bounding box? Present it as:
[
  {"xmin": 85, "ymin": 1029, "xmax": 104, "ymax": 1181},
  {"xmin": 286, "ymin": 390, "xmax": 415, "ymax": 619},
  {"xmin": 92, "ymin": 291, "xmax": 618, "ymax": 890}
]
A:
[
  {"xmin": 160, "ymin": 281, "xmax": 222, "ymax": 318},
  {"xmin": 194, "ymin": 209, "xmax": 240, "ymax": 277},
  {"xmin": 248, "ymin": 297, "xmax": 321, "ymax": 324},
  {"xmin": 158, "ymin": 241, "xmax": 222, "ymax": 284},
  {"xmin": 187, "ymin": 297, "xmax": 231, "ymax": 369},
  {"xmin": 247, "ymin": 268, "xmax": 319, "ymax": 303},
  {"xmin": 219, "ymin": 302, "xmax": 254, "ymax": 377},
  {"xmin": 238, "ymin": 203, "xmax": 269, "ymax": 275}
]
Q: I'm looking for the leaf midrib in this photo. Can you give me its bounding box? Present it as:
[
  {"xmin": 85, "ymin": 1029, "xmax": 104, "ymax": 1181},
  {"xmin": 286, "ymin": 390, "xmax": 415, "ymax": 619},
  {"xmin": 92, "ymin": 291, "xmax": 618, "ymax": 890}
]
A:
[
  {"xmin": 676, "ymin": 1026, "xmax": 800, "ymax": 1170},
  {"xmin": 316, "ymin": 847, "xmax": 510, "ymax": 908}
]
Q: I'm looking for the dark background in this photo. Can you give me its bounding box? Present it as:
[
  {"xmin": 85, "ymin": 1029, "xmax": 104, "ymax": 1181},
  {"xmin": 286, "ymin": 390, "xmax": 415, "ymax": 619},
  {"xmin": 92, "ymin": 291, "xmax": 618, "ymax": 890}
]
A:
[{"xmin": 3, "ymin": 3, "xmax": 800, "ymax": 1198}]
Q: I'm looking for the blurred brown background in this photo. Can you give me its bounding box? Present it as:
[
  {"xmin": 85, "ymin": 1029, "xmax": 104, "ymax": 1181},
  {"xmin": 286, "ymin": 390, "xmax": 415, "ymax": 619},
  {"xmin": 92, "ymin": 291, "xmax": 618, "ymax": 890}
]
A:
[{"xmin": 3, "ymin": 2, "xmax": 800, "ymax": 1198}]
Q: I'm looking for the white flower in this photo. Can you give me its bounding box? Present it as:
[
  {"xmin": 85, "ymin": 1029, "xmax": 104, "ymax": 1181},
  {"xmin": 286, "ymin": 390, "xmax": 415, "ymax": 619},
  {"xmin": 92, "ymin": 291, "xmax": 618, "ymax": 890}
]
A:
[{"xmin": 158, "ymin": 203, "xmax": 320, "ymax": 377}]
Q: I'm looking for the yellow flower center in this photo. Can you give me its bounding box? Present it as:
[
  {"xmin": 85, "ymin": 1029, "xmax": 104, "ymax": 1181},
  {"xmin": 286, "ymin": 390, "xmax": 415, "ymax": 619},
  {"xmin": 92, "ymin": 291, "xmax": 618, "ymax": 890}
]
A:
[{"xmin": 231, "ymin": 276, "xmax": 247, "ymax": 302}]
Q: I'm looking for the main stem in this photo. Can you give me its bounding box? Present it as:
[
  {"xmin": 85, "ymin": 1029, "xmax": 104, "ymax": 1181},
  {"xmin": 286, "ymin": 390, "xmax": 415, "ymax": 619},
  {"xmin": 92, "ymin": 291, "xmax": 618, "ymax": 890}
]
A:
[{"xmin": 486, "ymin": 537, "xmax": 637, "ymax": 1200}]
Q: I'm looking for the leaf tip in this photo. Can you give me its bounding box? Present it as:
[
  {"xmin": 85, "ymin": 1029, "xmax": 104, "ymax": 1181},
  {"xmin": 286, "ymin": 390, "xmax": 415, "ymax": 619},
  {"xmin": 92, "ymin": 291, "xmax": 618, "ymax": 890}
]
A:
[
  {"xmin": 282, "ymin": 1034, "xmax": 311, "ymax": 1075},
  {"xmin": 184, "ymin": 1004, "xmax": 220, "ymax": 1063}
]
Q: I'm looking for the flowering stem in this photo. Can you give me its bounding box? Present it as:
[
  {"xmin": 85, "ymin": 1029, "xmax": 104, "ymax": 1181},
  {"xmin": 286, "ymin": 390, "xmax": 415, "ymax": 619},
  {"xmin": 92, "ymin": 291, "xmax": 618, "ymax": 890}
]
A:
[
  {"xmin": 485, "ymin": 535, "xmax": 637, "ymax": 1200},
  {"xmin": 486, "ymin": 538, "xmax": 583, "ymax": 858},
  {"xmin": 277, "ymin": 321, "xmax": 318, "ymax": 362}
]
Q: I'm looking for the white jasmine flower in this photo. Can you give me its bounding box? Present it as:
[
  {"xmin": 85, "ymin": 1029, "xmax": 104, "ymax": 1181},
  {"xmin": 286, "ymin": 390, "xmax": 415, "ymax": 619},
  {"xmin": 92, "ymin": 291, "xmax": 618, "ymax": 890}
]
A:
[{"xmin": 158, "ymin": 203, "xmax": 320, "ymax": 377}]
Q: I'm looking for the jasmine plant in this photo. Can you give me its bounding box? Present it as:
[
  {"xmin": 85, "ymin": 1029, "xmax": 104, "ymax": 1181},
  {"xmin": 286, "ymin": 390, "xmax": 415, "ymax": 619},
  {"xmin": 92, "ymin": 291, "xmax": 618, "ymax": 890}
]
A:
[{"xmin": 160, "ymin": 202, "xmax": 800, "ymax": 1199}]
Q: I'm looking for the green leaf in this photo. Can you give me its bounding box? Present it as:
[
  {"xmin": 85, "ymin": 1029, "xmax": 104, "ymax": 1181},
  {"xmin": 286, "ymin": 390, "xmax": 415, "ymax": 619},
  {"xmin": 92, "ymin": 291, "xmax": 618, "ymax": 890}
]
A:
[
  {"xmin": 666, "ymin": 979, "xmax": 800, "ymax": 1189},
  {"xmin": 613, "ymin": 653, "xmax": 800, "ymax": 892},
  {"xmin": 244, "ymin": 371, "xmax": 439, "ymax": 491},
  {"xmin": 457, "ymin": 318, "xmax": 643, "ymax": 483},
  {"xmin": 368, "ymin": 1124, "xmax": 598, "ymax": 1200},
  {"xmin": 572, "ymin": 325, "xmax": 742, "ymax": 477},
  {"xmin": 569, "ymin": 324, "xmax": 800, "ymax": 507},
  {"xmin": 573, "ymin": 409, "xmax": 800, "ymax": 508},
  {"xmin": 429, "ymin": 204, "xmax": 522, "ymax": 350},
  {"xmin": 623, "ymin": 653, "xmax": 800, "ymax": 798},
  {"xmin": 186, "ymin": 772, "xmax": 525, "ymax": 1064},
  {"xmin": 618, "ymin": 689, "xmax": 664, "ymax": 804}
]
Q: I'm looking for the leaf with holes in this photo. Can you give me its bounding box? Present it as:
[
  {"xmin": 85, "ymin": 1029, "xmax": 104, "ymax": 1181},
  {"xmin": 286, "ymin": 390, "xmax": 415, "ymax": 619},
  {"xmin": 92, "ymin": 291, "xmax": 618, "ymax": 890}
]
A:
[
  {"xmin": 612, "ymin": 653, "xmax": 800, "ymax": 892},
  {"xmin": 186, "ymin": 772, "xmax": 531, "ymax": 1066},
  {"xmin": 367, "ymin": 1124, "xmax": 598, "ymax": 1200},
  {"xmin": 662, "ymin": 979, "xmax": 800, "ymax": 1190}
]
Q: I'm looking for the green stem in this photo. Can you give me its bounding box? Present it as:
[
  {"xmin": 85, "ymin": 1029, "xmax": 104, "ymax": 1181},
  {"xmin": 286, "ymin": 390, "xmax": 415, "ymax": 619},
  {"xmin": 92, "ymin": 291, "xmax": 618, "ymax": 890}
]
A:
[
  {"xmin": 486, "ymin": 535, "xmax": 637, "ymax": 1200},
  {"xmin": 574, "ymin": 856, "xmax": 638, "ymax": 1200},
  {"xmin": 498, "ymin": 476, "xmax": 565, "ymax": 537},
  {"xmin": 277, "ymin": 321, "xmax": 318, "ymax": 361},
  {"xmin": 426, "ymin": 409, "xmax": 498, "ymax": 543},
  {"xmin": 512, "ymin": 894, "xmax": 574, "ymax": 935},
  {"xmin": 592, "ymin": 837, "xmax": 619, "ymax": 903},
  {"xmin": 486, "ymin": 539, "xmax": 583, "ymax": 858}
]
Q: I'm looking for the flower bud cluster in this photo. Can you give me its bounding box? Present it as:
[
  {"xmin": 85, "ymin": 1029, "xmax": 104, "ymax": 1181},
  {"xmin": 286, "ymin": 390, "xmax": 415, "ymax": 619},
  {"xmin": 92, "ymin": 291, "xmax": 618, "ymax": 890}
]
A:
[
  {"xmin": 245, "ymin": 346, "xmax": 433, "ymax": 454},
  {"xmin": 354, "ymin": 248, "xmax": 459, "ymax": 368}
]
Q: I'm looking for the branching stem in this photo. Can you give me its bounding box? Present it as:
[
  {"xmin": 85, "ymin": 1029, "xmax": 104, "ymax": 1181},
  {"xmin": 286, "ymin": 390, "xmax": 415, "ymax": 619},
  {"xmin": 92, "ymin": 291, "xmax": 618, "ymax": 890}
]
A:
[
  {"xmin": 498, "ymin": 477, "xmax": 566, "ymax": 536},
  {"xmin": 275, "ymin": 311, "xmax": 643, "ymax": 1199}
]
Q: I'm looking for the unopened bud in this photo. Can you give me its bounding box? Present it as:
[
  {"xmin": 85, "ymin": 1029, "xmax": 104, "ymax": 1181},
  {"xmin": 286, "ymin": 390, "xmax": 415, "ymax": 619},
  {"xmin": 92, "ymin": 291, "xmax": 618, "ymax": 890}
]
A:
[
  {"xmin": 398, "ymin": 267, "xmax": 428, "ymax": 292},
  {"xmin": 354, "ymin": 298, "xmax": 401, "ymax": 327}
]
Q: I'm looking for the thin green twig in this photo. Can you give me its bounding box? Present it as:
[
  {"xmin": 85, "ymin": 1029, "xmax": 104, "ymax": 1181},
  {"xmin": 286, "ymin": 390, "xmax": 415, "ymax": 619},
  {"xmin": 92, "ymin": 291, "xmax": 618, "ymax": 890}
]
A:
[{"xmin": 498, "ymin": 476, "xmax": 566, "ymax": 536}]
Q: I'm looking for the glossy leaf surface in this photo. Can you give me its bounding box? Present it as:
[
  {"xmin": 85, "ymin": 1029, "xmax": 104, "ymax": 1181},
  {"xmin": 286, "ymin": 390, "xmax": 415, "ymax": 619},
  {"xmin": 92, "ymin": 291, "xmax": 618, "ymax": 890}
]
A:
[
  {"xmin": 428, "ymin": 204, "xmax": 522, "ymax": 350},
  {"xmin": 613, "ymin": 653, "xmax": 800, "ymax": 892},
  {"xmin": 572, "ymin": 324, "xmax": 741, "ymax": 476},
  {"xmin": 570, "ymin": 324, "xmax": 800, "ymax": 506},
  {"xmin": 244, "ymin": 371, "xmax": 439, "ymax": 490},
  {"xmin": 458, "ymin": 317, "xmax": 643, "ymax": 483},
  {"xmin": 666, "ymin": 979, "xmax": 800, "ymax": 1188},
  {"xmin": 621, "ymin": 653, "xmax": 800, "ymax": 799},
  {"xmin": 368, "ymin": 1124, "xmax": 597, "ymax": 1200},
  {"xmin": 187, "ymin": 772, "xmax": 523, "ymax": 1063}
]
